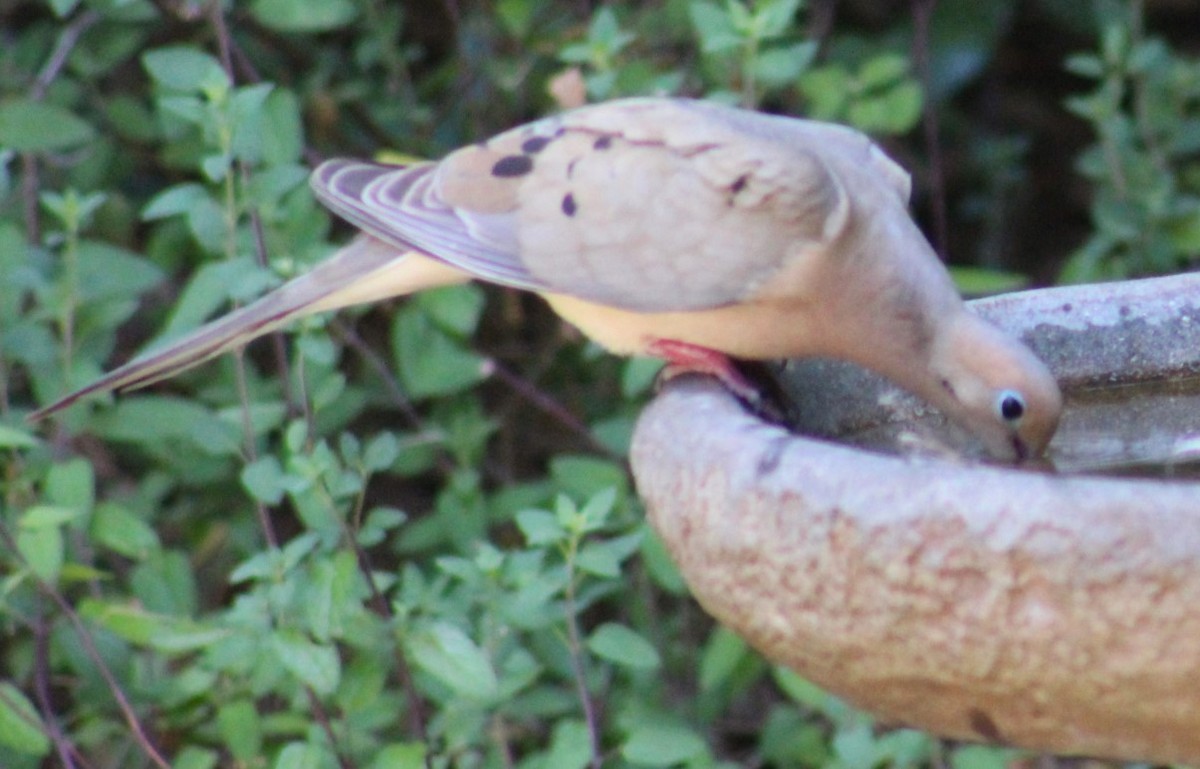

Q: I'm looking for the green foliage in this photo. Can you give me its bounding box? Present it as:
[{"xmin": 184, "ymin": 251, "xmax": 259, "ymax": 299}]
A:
[
  {"xmin": 0, "ymin": 1, "xmax": 1190, "ymax": 768},
  {"xmin": 1062, "ymin": 2, "xmax": 1200, "ymax": 280}
]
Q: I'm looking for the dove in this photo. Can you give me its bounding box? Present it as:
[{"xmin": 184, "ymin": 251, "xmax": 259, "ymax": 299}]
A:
[{"xmin": 30, "ymin": 97, "xmax": 1061, "ymax": 460}]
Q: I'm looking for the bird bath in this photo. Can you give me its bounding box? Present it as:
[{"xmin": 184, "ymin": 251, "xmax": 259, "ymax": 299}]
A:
[{"xmin": 629, "ymin": 272, "xmax": 1200, "ymax": 764}]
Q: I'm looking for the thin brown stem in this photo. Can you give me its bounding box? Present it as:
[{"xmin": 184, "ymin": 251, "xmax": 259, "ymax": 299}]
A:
[
  {"xmin": 346, "ymin": 532, "xmax": 432, "ymax": 748},
  {"xmin": 21, "ymin": 153, "xmax": 40, "ymax": 246},
  {"xmin": 487, "ymin": 358, "xmax": 618, "ymax": 459},
  {"xmin": 305, "ymin": 687, "xmax": 355, "ymax": 769},
  {"xmin": 911, "ymin": 0, "xmax": 949, "ymax": 260},
  {"xmin": 22, "ymin": 8, "xmax": 101, "ymax": 245},
  {"xmin": 31, "ymin": 10, "xmax": 101, "ymax": 100},
  {"xmin": 562, "ymin": 546, "xmax": 603, "ymax": 769},
  {"xmin": 329, "ymin": 318, "xmax": 422, "ymax": 428},
  {"xmin": 32, "ymin": 608, "xmax": 91, "ymax": 769},
  {"xmin": 206, "ymin": 0, "xmax": 285, "ymax": 548},
  {"xmin": 0, "ymin": 521, "xmax": 170, "ymax": 769}
]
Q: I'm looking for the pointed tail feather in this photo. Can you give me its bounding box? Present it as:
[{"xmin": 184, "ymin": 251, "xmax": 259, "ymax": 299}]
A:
[{"xmin": 29, "ymin": 237, "xmax": 430, "ymax": 421}]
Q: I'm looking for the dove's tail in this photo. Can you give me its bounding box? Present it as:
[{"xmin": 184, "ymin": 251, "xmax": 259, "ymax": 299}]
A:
[{"xmin": 29, "ymin": 236, "xmax": 466, "ymax": 421}]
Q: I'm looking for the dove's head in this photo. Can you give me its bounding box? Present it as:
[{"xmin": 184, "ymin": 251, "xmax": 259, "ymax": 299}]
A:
[{"xmin": 927, "ymin": 312, "xmax": 1062, "ymax": 462}]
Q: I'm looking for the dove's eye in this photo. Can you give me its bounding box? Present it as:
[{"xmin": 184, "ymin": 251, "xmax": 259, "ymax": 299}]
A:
[{"xmin": 996, "ymin": 390, "xmax": 1026, "ymax": 424}]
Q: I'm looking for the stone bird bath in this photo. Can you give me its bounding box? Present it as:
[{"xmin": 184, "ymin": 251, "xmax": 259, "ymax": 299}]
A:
[{"xmin": 629, "ymin": 272, "xmax": 1200, "ymax": 763}]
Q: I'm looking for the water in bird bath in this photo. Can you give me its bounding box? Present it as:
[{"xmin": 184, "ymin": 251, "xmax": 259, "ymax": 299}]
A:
[
  {"xmin": 776, "ymin": 360, "xmax": 1200, "ymax": 479},
  {"xmin": 1049, "ymin": 376, "xmax": 1200, "ymax": 479}
]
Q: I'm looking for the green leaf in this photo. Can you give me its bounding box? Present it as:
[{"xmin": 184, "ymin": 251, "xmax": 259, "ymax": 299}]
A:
[
  {"xmin": 620, "ymin": 356, "xmax": 662, "ymax": 398},
  {"xmin": 950, "ymin": 744, "xmax": 1022, "ymax": 769},
  {"xmin": 497, "ymin": 0, "xmax": 537, "ymax": 38},
  {"xmin": 81, "ymin": 601, "xmax": 229, "ymax": 652},
  {"xmin": 753, "ymin": 41, "xmax": 818, "ymax": 87},
  {"xmin": 41, "ymin": 189, "xmax": 107, "ymax": 231},
  {"xmin": 544, "ymin": 720, "xmax": 593, "ymax": 769},
  {"xmin": 699, "ymin": 626, "xmax": 749, "ymax": 690},
  {"xmin": 44, "ymin": 458, "xmax": 94, "ymax": 515},
  {"xmin": 249, "ymin": 0, "xmax": 358, "ymax": 32},
  {"xmin": 833, "ymin": 722, "xmax": 878, "ymax": 769},
  {"xmin": 143, "ymin": 46, "xmax": 228, "ymax": 92},
  {"xmin": 201, "ymin": 152, "xmax": 232, "ymax": 182},
  {"xmin": 772, "ymin": 666, "xmax": 831, "ymax": 710},
  {"xmin": 229, "ymin": 83, "xmax": 275, "ymax": 163},
  {"xmin": 755, "ymin": 0, "xmax": 802, "ymax": 39},
  {"xmin": 17, "ymin": 525, "xmax": 63, "ymax": 582},
  {"xmin": 242, "ymin": 456, "xmax": 306, "ymax": 505},
  {"xmin": 47, "ymin": 0, "xmax": 80, "ymax": 16},
  {"xmin": 19, "ymin": 504, "xmax": 80, "ymax": 529},
  {"xmin": 516, "ymin": 509, "xmax": 566, "ymax": 546},
  {"xmin": 621, "ymin": 723, "xmax": 707, "ymax": 766},
  {"xmin": 799, "ymin": 65, "xmax": 851, "ymax": 120},
  {"xmin": 586, "ymin": 622, "xmax": 661, "ymax": 670},
  {"xmin": 218, "ymin": 700, "xmax": 262, "ymax": 761},
  {"xmin": 176, "ymin": 746, "xmax": 220, "ymax": 769},
  {"xmin": 89, "ymin": 397, "xmax": 242, "ymax": 455},
  {"xmin": 142, "ymin": 182, "xmax": 209, "ymax": 220},
  {"xmin": 363, "ymin": 432, "xmax": 400, "ymax": 473},
  {"xmin": 0, "ymin": 423, "xmax": 39, "ymax": 449},
  {"xmin": 640, "ymin": 527, "xmax": 687, "ymax": 594},
  {"xmin": 0, "ymin": 683, "xmax": 50, "ymax": 756},
  {"xmin": 858, "ymin": 53, "xmax": 910, "ymax": 89},
  {"xmin": 272, "ymin": 629, "xmax": 341, "ymax": 695},
  {"xmin": 576, "ymin": 531, "xmax": 642, "ymax": 577},
  {"xmin": 274, "ymin": 742, "xmax": 325, "ymax": 769},
  {"xmin": 578, "ymin": 486, "xmax": 617, "ymax": 531},
  {"xmin": 131, "ymin": 550, "xmax": 198, "ymax": 615},
  {"xmin": 847, "ymin": 80, "xmax": 923, "ymax": 134},
  {"xmin": 76, "ymin": 240, "xmax": 165, "ymax": 303},
  {"xmin": 157, "ymin": 93, "xmax": 206, "ymax": 127},
  {"xmin": 0, "ymin": 99, "xmax": 95, "ymax": 152},
  {"xmin": 415, "ymin": 284, "xmax": 486, "ymax": 336},
  {"xmin": 1169, "ymin": 211, "xmax": 1200, "ymax": 251},
  {"xmin": 392, "ymin": 303, "xmax": 488, "ymax": 398},
  {"xmin": 550, "ymin": 455, "xmax": 627, "ymax": 501},
  {"xmin": 949, "ymin": 266, "xmax": 1030, "ymax": 295},
  {"xmin": 407, "ymin": 622, "xmax": 499, "ymax": 701},
  {"xmin": 689, "ymin": 0, "xmax": 741, "ymax": 53},
  {"xmin": 1064, "ymin": 53, "xmax": 1104, "ymax": 78},
  {"xmin": 92, "ymin": 502, "xmax": 160, "ymax": 559},
  {"xmin": 262, "ymin": 88, "xmax": 305, "ymax": 165},
  {"xmin": 305, "ymin": 551, "xmax": 358, "ymax": 641},
  {"xmin": 369, "ymin": 743, "xmax": 428, "ymax": 769}
]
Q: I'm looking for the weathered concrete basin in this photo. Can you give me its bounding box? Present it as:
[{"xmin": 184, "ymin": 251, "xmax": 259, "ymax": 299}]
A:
[{"xmin": 630, "ymin": 272, "xmax": 1200, "ymax": 763}]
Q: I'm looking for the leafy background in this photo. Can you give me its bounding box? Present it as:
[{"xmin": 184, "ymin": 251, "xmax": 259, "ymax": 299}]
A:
[{"xmin": 1, "ymin": 0, "xmax": 1198, "ymax": 767}]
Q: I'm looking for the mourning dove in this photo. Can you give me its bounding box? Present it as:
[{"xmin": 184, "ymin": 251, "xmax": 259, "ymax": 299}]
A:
[{"xmin": 31, "ymin": 97, "xmax": 1062, "ymax": 460}]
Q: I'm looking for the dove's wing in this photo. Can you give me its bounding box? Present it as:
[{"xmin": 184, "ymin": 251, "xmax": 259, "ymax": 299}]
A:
[{"xmin": 311, "ymin": 98, "xmax": 879, "ymax": 313}]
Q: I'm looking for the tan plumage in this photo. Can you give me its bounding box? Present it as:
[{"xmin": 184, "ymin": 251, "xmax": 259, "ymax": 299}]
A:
[{"xmin": 31, "ymin": 97, "xmax": 1061, "ymax": 460}]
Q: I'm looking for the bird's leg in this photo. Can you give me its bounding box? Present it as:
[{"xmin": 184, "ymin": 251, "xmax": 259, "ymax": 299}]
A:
[{"xmin": 647, "ymin": 338, "xmax": 761, "ymax": 403}]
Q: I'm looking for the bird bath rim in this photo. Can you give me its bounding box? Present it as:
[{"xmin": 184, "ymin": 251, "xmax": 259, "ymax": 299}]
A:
[{"xmin": 629, "ymin": 271, "xmax": 1200, "ymax": 764}]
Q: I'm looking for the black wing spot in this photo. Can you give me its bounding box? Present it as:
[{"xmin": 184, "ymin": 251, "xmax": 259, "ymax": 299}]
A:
[
  {"xmin": 593, "ymin": 135, "xmax": 613, "ymax": 150},
  {"xmin": 492, "ymin": 155, "xmax": 534, "ymax": 177},
  {"xmin": 727, "ymin": 173, "xmax": 751, "ymax": 206},
  {"xmin": 562, "ymin": 193, "xmax": 578, "ymax": 217},
  {"xmin": 522, "ymin": 136, "xmax": 552, "ymax": 154}
]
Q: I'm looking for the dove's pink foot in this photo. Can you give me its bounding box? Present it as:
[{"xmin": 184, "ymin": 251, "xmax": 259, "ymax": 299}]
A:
[{"xmin": 647, "ymin": 339, "xmax": 761, "ymax": 403}]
